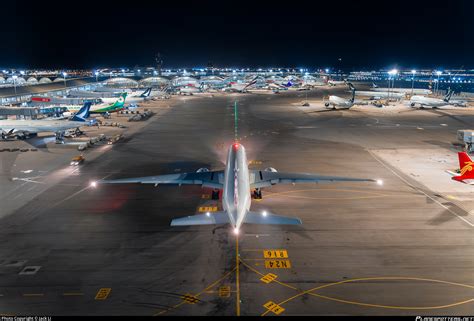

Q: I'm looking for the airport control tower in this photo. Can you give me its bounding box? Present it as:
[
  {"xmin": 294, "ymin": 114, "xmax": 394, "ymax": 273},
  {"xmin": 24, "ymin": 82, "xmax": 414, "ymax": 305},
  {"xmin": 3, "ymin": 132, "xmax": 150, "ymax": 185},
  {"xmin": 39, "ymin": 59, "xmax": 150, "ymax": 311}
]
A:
[{"xmin": 155, "ymin": 53, "xmax": 163, "ymax": 76}]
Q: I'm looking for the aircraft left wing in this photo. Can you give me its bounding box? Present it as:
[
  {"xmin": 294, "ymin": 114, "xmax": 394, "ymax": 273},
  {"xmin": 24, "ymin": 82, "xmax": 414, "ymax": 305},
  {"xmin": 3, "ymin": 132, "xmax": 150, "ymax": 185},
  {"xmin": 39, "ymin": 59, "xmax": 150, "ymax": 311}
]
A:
[
  {"xmin": 250, "ymin": 170, "xmax": 375, "ymax": 189},
  {"xmin": 98, "ymin": 171, "xmax": 223, "ymax": 189}
]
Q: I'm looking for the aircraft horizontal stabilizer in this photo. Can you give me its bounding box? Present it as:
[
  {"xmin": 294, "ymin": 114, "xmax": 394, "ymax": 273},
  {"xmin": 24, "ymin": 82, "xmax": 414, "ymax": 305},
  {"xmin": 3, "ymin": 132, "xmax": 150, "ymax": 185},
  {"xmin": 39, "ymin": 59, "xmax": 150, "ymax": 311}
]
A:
[
  {"xmin": 244, "ymin": 211, "xmax": 302, "ymax": 225},
  {"xmin": 170, "ymin": 211, "xmax": 229, "ymax": 226}
]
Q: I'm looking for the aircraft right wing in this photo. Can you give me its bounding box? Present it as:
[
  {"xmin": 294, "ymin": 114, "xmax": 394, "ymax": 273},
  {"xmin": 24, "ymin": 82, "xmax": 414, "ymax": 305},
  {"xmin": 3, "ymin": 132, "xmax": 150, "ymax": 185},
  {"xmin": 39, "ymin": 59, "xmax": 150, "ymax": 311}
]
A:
[
  {"xmin": 250, "ymin": 170, "xmax": 375, "ymax": 189},
  {"xmin": 98, "ymin": 170, "xmax": 224, "ymax": 189},
  {"xmin": 170, "ymin": 211, "xmax": 229, "ymax": 226}
]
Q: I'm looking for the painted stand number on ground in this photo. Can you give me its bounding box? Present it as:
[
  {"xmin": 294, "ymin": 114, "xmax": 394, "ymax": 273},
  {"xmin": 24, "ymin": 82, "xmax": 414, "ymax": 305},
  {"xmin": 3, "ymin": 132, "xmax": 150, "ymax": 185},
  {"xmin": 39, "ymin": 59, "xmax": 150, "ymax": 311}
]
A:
[
  {"xmin": 198, "ymin": 206, "xmax": 218, "ymax": 212},
  {"xmin": 264, "ymin": 260, "xmax": 291, "ymax": 269},
  {"xmin": 263, "ymin": 249, "xmax": 288, "ymax": 259},
  {"xmin": 260, "ymin": 273, "xmax": 278, "ymax": 284},
  {"xmin": 219, "ymin": 286, "xmax": 231, "ymax": 298},
  {"xmin": 263, "ymin": 301, "xmax": 285, "ymax": 315},
  {"xmin": 95, "ymin": 288, "xmax": 111, "ymax": 300}
]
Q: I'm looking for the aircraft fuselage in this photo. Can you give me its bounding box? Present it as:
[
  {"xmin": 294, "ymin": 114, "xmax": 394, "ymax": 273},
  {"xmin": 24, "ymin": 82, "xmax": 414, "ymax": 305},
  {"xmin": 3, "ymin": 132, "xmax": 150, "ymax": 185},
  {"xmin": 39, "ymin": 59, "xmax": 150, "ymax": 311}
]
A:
[{"xmin": 223, "ymin": 143, "xmax": 251, "ymax": 232}]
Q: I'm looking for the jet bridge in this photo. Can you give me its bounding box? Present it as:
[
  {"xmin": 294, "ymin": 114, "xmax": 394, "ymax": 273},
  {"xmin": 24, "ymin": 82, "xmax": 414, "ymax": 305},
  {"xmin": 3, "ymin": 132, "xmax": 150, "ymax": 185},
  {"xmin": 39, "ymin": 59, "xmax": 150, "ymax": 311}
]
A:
[{"xmin": 457, "ymin": 130, "xmax": 474, "ymax": 153}]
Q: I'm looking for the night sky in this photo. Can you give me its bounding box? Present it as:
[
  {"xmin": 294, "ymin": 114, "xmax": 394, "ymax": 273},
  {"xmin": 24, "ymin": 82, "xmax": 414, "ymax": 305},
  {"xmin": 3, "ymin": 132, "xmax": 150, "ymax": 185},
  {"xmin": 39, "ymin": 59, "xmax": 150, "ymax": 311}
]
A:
[{"xmin": 2, "ymin": 0, "xmax": 473, "ymax": 69}]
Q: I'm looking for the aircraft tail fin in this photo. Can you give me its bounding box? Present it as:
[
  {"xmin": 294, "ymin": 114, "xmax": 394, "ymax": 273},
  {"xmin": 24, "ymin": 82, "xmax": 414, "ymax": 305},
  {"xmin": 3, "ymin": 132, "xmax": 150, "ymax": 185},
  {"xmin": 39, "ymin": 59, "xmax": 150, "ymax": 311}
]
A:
[
  {"xmin": 112, "ymin": 93, "xmax": 127, "ymax": 109},
  {"xmin": 243, "ymin": 76, "xmax": 258, "ymax": 90},
  {"xmin": 71, "ymin": 102, "xmax": 92, "ymax": 121},
  {"xmin": 451, "ymin": 152, "xmax": 474, "ymax": 182},
  {"xmin": 170, "ymin": 211, "xmax": 229, "ymax": 226},
  {"xmin": 347, "ymin": 82, "xmax": 356, "ymax": 102},
  {"xmin": 444, "ymin": 88, "xmax": 454, "ymax": 102},
  {"xmin": 140, "ymin": 88, "xmax": 152, "ymax": 97},
  {"xmin": 244, "ymin": 211, "xmax": 302, "ymax": 225}
]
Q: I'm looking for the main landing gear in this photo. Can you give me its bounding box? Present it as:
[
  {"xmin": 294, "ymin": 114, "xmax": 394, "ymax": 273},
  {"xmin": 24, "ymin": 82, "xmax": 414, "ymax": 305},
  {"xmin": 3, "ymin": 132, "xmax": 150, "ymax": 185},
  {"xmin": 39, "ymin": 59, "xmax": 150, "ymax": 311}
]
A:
[
  {"xmin": 253, "ymin": 188, "xmax": 263, "ymax": 199},
  {"xmin": 55, "ymin": 131, "xmax": 65, "ymax": 144},
  {"xmin": 211, "ymin": 189, "xmax": 220, "ymax": 200}
]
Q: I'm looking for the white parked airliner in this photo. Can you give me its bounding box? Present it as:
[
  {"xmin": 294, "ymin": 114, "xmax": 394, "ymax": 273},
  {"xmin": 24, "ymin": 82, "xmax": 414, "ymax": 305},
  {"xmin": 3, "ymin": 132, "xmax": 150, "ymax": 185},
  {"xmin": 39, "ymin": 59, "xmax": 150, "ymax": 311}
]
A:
[
  {"xmin": 93, "ymin": 142, "xmax": 378, "ymax": 233},
  {"xmin": 325, "ymin": 82, "xmax": 357, "ymax": 109},
  {"xmin": 0, "ymin": 102, "xmax": 95, "ymax": 142},
  {"xmin": 410, "ymin": 89, "xmax": 455, "ymax": 108}
]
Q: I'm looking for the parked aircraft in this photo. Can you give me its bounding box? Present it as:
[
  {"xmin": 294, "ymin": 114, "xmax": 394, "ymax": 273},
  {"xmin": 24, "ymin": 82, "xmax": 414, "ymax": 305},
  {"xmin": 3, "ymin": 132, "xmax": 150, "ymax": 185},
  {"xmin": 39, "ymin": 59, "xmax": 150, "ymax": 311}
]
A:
[
  {"xmin": 410, "ymin": 89, "xmax": 455, "ymax": 108},
  {"xmin": 66, "ymin": 93, "xmax": 127, "ymax": 114},
  {"xmin": 100, "ymin": 88, "xmax": 151, "ymax": 104},
  {"xmin": 325, "ymin": 82, "xmax": 356, "ymax": 109},
  {"xmin": 222, "ymin": 77, "xmax": 258, "ymax": 92},
  {"xmin": 0, "ymin": 102, "xmax": 95, "ymax": 143},
  {"xmin": 447, "ymin": 152, "xmax": 474, "ymax": 184}
]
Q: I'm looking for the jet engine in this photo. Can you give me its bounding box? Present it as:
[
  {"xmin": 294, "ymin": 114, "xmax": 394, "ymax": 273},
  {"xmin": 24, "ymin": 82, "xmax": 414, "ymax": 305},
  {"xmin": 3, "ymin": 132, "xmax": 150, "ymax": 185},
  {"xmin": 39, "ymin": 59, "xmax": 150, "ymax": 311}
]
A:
[{"xmin": 264, "ymin": 167, "xmax": 278, "ymax": 172}]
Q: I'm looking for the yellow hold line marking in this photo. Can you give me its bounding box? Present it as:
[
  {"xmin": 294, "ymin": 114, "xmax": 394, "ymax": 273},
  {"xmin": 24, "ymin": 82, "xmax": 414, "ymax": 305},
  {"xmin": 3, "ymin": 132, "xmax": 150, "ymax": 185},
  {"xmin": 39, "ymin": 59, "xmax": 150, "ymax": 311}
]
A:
[
  {"xmin": 260, "ymin": 273, "xmax": 278, "ymax": 284},
  {"xmin": 219, "ymin": 286, "xmax": 231, "ymax": 298},
  {"xmin": 260, "ymin": 276, "xmax": 474, "ymax": 316},
  {"xmin": 154, "ymin": 267, "xmax": 237, "ymax": 316},
  {"xmin": 263, "ymin": 301, "xmax": 285, "ymax": 315},
  {"xmin": 181, "ymin": 293, "xmax": 199, "ymax": 304},
  {"xmin": 95, "ymin": 288, "xmax": 111, "ymax": 300}
]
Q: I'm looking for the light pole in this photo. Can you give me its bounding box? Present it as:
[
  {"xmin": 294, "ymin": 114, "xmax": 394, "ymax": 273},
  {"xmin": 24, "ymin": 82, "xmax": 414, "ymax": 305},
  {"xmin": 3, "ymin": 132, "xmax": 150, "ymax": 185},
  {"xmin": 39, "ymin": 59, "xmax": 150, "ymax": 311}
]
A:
[
  {"xmin": 435, "ymin": 70, "xmax": 442, "ymax": 96},
  {"xmin": 388, "ymin": 69, "xmax": 398, "ymax": 100},
  {"xmin": 387, "ymin": 74, "xmax": 391, "ymax": 100},
  {"xmin": 62, "ymin": 72, "xmax": 67, "ymax": 94},
  {"xmin": 12, "ymin": 75, "xmax": 17, "ymax": 95},
  {"xmin": 411, "ymin": 70, "xmax": 416, "ymax": 95}
]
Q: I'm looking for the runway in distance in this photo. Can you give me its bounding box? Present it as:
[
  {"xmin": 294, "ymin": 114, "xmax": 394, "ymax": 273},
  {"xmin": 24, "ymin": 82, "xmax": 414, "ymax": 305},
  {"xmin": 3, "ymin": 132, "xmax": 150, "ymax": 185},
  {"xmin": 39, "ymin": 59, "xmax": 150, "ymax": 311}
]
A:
[
  {"xmin": 447, "ymin": 152, "xmax": 474, "ymax": 184},
  {"xmin": 372, "ymin": 84, "xmax": 432, "ymax": 95},
  {"xmin": 355, "ymin": 90, "xmax": 405, "ymax": 100},
  {"xmin": 92, "ymin": 103, "xmax": 381, "ymax": 233}
]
